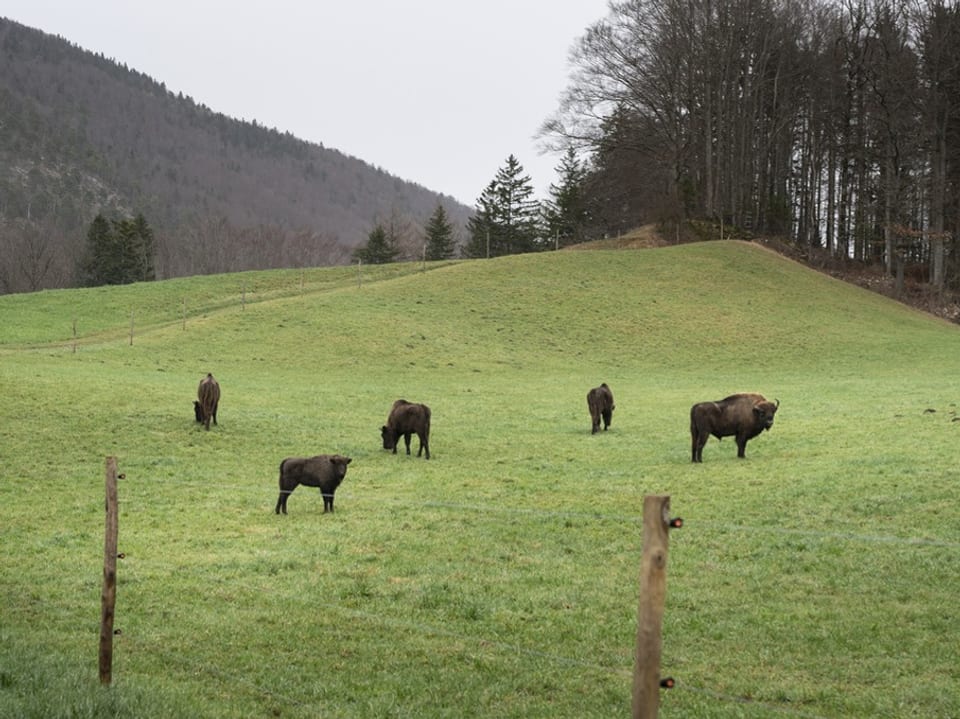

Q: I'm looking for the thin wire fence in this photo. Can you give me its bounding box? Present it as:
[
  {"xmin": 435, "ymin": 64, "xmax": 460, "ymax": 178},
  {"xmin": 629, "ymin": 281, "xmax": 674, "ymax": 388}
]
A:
[
  {"xmin": 105, "ymin": 474, "xmax": 957, "ymax": 717},
  {"xmin": 117, "ymin": 477, "xmax": 960, "ymax": 549}
]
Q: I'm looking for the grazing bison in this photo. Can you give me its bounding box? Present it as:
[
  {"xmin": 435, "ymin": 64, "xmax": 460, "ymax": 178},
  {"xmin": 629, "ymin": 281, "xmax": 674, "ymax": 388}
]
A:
[
  {"xmin": 690, "ymin": 393, "xmax": 779, "ymax": 462},
  {"xmin": 196, "ymin": 373, "xmax": 220, "ymax": 430},
  {"xmin": 587, "ymin": 383, "xmax": 615, "ymax": 434},
  {"xmin": 381, "ymin": 399, "xmax": 431, "ymax": 459},
  {"xmin": 275, "ymin": 454, "xmax": 352, "ymax": 514}
]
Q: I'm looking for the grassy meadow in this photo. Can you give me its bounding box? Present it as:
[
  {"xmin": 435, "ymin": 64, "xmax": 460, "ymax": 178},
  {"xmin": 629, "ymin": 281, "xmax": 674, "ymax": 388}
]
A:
[{"xmin": 1, "ymin": 241, "xmax": 958, "ymax": 718}]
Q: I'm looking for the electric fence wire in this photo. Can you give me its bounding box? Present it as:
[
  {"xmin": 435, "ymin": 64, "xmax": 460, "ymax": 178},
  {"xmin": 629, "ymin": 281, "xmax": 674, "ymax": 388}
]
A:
[{"xmin": 102, "ymin": 474, "xmax": 957, "ymax": 716}]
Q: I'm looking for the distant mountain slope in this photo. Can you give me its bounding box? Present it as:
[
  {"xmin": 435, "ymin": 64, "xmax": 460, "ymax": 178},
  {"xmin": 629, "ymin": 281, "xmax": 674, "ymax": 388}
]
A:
[{"xmin": 0, "ymin": 17, "xmax": 472, "ymax": 292}]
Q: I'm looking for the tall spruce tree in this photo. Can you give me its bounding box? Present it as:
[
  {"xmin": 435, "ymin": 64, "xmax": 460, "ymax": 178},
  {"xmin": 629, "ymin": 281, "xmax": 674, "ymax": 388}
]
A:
[
  {"xmin": 465, "ymin": 155, "xmax": 542, "ymax": 258},
  {"xmin": 542, "ymin": 148, "xmax": 589, "ymax": 248},
  {"xmin": 79, "ymin": 214, "xmax": 115, "ymax": 286},
  {"xmin": 129, "ymin": 213, "xmax": 156, "ymax": 281},
  {"xmin": 353, "ymin": 223, "xmax": 399, "ymax": 264},
  {"xmin": 424, "ymin": 203, "xmax": 456, "ymax": 260}
]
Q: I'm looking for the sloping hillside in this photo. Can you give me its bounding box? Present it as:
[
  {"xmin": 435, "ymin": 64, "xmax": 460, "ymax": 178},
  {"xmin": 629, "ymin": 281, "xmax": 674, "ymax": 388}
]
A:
[
  {"xmin": 1, "ymin": 242, "xmax": 959, "ymax": 718},
  {"xmin": 0, "ymin": 18, "xmax": 472, "ymax": 291}
]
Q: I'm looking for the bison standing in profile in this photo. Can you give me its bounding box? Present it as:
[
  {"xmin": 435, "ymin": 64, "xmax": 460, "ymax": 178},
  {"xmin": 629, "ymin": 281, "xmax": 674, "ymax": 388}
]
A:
[
  {"xmin": 587, "ymin": 383, "xmax": 615, "ymax": 434},
  {"xmin": 195, "ymin": 373, "xmax": 220, "ymax": 430},
  {"xmin": 690, "ymin": 393, "xmax": 779, "ymax": 462},
  {"xmin": 275, "ymin": 454, "xmax": 353, "ymax": 514},
  {"xmin": 381, "ymin": 399, "xmax": 431, "ymax": 459}
]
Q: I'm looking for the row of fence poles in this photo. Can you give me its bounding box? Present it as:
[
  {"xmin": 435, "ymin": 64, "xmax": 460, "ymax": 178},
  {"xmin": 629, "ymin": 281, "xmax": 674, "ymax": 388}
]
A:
[{"xmin": 98, "ymin": 461, "xmax": 676, "ymax": 708}]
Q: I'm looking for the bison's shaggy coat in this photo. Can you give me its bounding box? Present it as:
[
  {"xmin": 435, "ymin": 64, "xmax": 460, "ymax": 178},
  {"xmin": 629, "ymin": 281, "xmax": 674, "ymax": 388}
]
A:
[
  {"xmin": 690, "ymin": 392, "xmax": 779, "ymax": 462},
  {"xmin": 196, "ymin": 373, "xmax": 220, "ymax": 430},
  {"xmin": 587, "ymin": 383, "xmax": 615, "ymax": 434},
  {"xmin": 275, "ymin": 454, "xmax": 352, "ymax": 514},
  {"xmin": 381, "ymin": 399, "xmax": 431, "ymax": 459}
]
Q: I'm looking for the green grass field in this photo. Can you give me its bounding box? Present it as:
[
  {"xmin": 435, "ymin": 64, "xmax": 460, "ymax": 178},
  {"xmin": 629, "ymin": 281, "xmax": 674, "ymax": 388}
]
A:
[{"xmin": 1, "ymin": 241, "xmax": 958, "ymax": 718}]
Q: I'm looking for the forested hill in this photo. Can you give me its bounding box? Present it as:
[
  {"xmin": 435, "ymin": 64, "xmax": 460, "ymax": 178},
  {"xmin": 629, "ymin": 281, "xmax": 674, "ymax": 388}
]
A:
[{"xmin": 0, "ymin": 17, "xmax": 473, "ymax": 293}]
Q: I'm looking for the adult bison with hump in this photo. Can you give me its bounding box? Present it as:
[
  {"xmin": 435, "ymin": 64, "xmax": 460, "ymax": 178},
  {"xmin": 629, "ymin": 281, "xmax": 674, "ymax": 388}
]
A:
[
  {"xmin": 381, "ymin": 399, "xmax": 431, "ymax": 459},
  {"xmin": 587, "ymin": 383, "xmax": 615, "ymax": 434},
  {"xmin": 195, "ymin": 373, "xmax": 220, "ymax": 430},
  {"xmin": 690, "ymin": 393, "xmax": 779, "ymax": 462}
]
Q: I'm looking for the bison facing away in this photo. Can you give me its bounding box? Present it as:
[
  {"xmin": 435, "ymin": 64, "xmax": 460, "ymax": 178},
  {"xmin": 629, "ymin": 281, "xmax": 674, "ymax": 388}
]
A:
[
  {"xmin": 587, "ymin": 383, "xmax": 615, "ymax": 434},
  {"xmin": 196, "ymin": 373, "xmax": 220, "ymax": 430},
  {"xmin": 275, "ymin": 454, "xmax": 353, "ymax": 514},
  {"xmin": 381, "ymin": 399, "xmax": 431, "ymax": 459},
  {"xmin": 690, "ymin": 393, "xmax": 779, "ymax": 462}
]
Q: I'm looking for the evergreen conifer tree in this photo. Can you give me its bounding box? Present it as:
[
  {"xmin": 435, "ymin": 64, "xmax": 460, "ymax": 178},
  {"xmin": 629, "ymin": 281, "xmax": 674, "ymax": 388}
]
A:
[
  {"xmin": 79, "ymin": 214, "xmax": 115, "ymax": 286},
  {"xmin": 543, "ymin": 148, "xmax": 589, "ymax": 248},
  {"xmin": 79, "ymin": 213, "xmax": 156, "ymax": 286},
  {"xmin": 424, "ymin": 203, "xmax": 456, "ymax": 260},
  {"xmin": 353, "ymin": 223, "xmax": 399, "ymax": 264},
  {"xmin": 130, "ymin": 213, "xmax": 156, "ymax": 281},
  {"xmin": 465, "ymin": 156, "xmax": 542, "ymax": 258}
]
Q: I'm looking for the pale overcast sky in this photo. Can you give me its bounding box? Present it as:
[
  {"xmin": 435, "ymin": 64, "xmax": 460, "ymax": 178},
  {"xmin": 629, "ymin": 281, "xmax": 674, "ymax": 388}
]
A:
[{"xmin": 3, "ymin": 1, "xmax": 610, "ymax": 206}]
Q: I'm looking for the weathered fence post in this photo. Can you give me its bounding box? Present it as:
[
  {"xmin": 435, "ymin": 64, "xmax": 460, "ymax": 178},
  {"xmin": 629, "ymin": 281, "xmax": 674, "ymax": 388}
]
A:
[
  {"xmin": 128, "ymin": 311, "xmax": 134, "ymax": 346},
  {"xmin": 632, "ymin": 494, "xmax": 672, "ymax": 718},
  {"xmin": 99, "ymin": 456, "xmax": 120, "ymax": 685}
]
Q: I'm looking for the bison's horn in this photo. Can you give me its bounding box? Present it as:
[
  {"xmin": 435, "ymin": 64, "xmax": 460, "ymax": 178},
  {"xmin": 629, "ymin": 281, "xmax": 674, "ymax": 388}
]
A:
[{"xmin": 775, "ymin": 398, "xmax": 780, "ymax": 408}]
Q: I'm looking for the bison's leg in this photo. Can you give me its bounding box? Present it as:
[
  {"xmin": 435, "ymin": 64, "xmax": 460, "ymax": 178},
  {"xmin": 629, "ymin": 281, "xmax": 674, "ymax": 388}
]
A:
[
  {"xmin": 418, "ymin": 432, "xmax": 430, "ymax": 459},
  {"xmin": 602, "ymin": 408, "xmax": 612, "ymax": 430},
  {"xmin": 403, "ymin": 432, "xmax": 413, "ymax": 455},
  {"xmin": 277, "ymin": 483, "xmax": 295, "ymax": 514},
  {"xmin": 736, "ymin": 435, "xmax": 748, "ymax": 458},
  {"xmin": 691, "ymin": 431, "xmax": 706, "ymax": 462},
  {"xmin": 322, "ymin": 493, "xmax": 334, "ymax": 512}
]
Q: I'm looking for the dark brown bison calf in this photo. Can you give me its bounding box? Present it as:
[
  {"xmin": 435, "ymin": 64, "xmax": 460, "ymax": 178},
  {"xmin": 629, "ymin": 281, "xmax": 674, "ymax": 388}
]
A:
[
  {"xmin": 275, "ymin": 454, "xmax": 352, "ymax": 514},
  {"xmin": 196, "ymin": 373, "xmax": 220, "ymax": 430},
  {"xmin": 381, "ymin": 399, "xmax": 431, "ymax": 459},
  {"xmin": 690, "ymin": 393, "xmax": 779, "ymax": 462},
  {"xmin": 587, "ymin": 383, "xmax": 615, "ymax": 434}
]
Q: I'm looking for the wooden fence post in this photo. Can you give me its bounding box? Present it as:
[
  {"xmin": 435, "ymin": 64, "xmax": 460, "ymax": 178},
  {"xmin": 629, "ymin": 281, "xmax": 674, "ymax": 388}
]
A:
[
  {"xmin": 632, "ymin": 494, "xmax": 672, "ymax": 719},
  {"xmin": 99, "ymin": 456, "xmax": 120, "ymax": 685}
]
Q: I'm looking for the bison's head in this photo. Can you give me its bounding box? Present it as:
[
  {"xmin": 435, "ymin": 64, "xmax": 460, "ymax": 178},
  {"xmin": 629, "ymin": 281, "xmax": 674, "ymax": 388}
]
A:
[
  {"xmin": 754, "ymin": 398, "xmax": 779, "ymax": 430},
  {"xmin": 381, "ymin": 425, "xmax": 396, "ymax": 450},
  {"xmin": 193, "ymin": 400, "xmax": 203, "ymax": 423},
  {"xmin": 331, "ymin": 455, "xmax": 352, "ymax": 479}
]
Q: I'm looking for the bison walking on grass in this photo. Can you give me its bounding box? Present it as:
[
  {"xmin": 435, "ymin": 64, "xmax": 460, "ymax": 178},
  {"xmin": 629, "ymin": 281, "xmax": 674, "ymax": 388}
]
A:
[
  {"xmin": 381, "ymin": 399, "xmax": 431, "ymax": 459},
  {"xmin": 587, "ymin": 383, "xmax": 615, "ymax": 434},
  {"xmin": 690, "ymin": 393, "xmax": 779, "ymax": 462},
  {"xmin": 275, "ymin": 454, "xmax": 353, "ymax": 514},
  {"xmin": 195, "ymin": 373, "xmax": 220, "ymax": 430}
]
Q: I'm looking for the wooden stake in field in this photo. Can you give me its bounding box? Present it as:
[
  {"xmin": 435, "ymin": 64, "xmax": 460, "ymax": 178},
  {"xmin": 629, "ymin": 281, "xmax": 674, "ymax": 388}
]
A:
[
  {"xmin": 99, "ymin": 457, "xmax": 120, "ymax": 685},
  {"xmin": 632, "ymin": 494, "xmax": 673, "ymax": 719}
]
